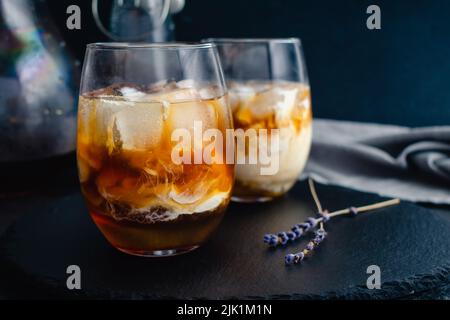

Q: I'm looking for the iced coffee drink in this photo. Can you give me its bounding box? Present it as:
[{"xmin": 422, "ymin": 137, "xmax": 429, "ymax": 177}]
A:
[
  {"xmin": 206, "ymin": 38, "xmax": 312, "ymax": 202},
  {"xmin": 229, "ymin": 81, "xmax": 312, "ymax": 202},
  {"xmin": 77, "ymin": 81, "xmax": 234, "ymax": 256}
]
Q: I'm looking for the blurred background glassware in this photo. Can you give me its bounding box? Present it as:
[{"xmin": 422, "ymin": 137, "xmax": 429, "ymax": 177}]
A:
[
  {"xmin": 92, "ymin": 0, "xmax": 185, "ymax": 42},
  {"xmin": 78, "ymin": 42, "xmax": 234, "ymax": 257},
  {"xmin": 206, "ymin": 38, "xmax": 312, "ymax": 203},
  {"xmin": 0, "ymin": 0, "xmax": 80, "ymax": 192}
]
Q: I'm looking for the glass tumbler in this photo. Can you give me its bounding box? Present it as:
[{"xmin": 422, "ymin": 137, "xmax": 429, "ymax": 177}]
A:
[
  {"xmin": 77, "ymin": 43, "xmax": 234, "ymax": 257},
  {"xmin": 206, "ymin": 38, "xmax": 312, "ymax": 203}
]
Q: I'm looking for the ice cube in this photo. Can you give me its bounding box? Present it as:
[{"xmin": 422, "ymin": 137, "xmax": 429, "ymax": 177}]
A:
[
  {"xmin": 88, "ymin": 83, "xmax": 145, "ymax": 98},
  {"xmin": 273, "ymin": 87, "xmax": 299, "ymax": 121},
  {"xmin": 169, "ymin": 187, "xmax": 206, "ymax": 205},
  {"xmin": 177, "ymin": 79, "xmax": 196, "ymax": 89},
  {"xmin": 169, "ymin": 166, "xmax": 215, "ymax": 206},
  {"xmin": 169, "ymin": 88, "xmax": 201, "ymax": 102},
  {"xmin": 119, "ymin": 86, "xmax": 147, "ymax": 100},
  {"xmin": 297, "ymin": 85, "xmax": 311, "ymax": 109},
  {"xmin": 91, "ymin": 98, "xmax": 132, "ymax": 146},
  {"xmin": 108, "ymin": 100, "xmax": 164, "ymax": 152},
  {"xmin": 199, "ymin": 85, "xmax": 223, "ymax": 100},
  {"xmin": 77, "ymin": 96, "xmax": 95, "ymax": 139},
  {"xmin": 168, "ymin": 100, "xmax": 218, "ymax": 132},
  {"xmin": 229, "ymin": 84, "xmax": 256, "ymax": 112},
  {"xmin": 247, "ymin": 86, "xmax": 298, "ymax": 120},
  {"xmin": 147, "ymin": 87, "xmax": 201, "ymax": 104},
  {"xmin": 193, "ymin": 192, "xmax": 227, "ymax": 213}
]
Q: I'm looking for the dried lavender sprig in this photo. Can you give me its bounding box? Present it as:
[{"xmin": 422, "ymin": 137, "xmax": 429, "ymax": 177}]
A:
[
  {"xmin": 308, "ymin": 178, "xmax": 324, "ymax": 229},
  {"xmin": 285, "ymin": 229, "xmax": 327, "ymax": 265},
  {"xmin": 263, "ymin": 199, "xmax": 400, "ymax": 247},
  {"xmin": 281, "ymin": 179, "xmax": 400, "ymax": 266},
  {"xmin": 264, "ymin": 178, "xmax": 329, "ymax": 247},
  {"xmin": 263, "ymin": 216, "xmax": 323, "ymax": 247}
]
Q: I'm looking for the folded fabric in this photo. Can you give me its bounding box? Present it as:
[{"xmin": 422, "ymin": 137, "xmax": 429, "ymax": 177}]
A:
[{"xmin": 302, "ymin": 119, "xmax": 450, "ymax": 204}]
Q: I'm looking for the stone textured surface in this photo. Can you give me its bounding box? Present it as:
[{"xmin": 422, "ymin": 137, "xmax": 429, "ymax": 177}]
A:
[{"xmin": 0, "ymin": 181, "xmax": 449, "ymax": 299}]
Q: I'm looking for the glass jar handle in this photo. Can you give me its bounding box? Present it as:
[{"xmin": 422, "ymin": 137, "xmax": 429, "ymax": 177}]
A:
[{"xmin": 91, "ymin": 0, "xmax": 171, "ymax": 41}]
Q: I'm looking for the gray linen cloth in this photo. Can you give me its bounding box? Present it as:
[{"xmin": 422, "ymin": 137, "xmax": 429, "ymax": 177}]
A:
[{"xmin": 302, "ymin": 119, "xmax": 450, "ymax": 204}]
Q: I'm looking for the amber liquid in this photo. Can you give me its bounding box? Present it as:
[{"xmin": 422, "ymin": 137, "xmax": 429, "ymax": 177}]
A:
[
  {"xmin": 90, "ymin": 209, "xmax": 226, "ymax": 255},
  {"xmin": 77, "ymin": 84, "xmax": 234, "ymax": 256}
]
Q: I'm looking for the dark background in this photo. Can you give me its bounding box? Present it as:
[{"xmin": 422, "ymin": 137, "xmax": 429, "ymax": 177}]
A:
[{"xmin": 49, "ymin": 0, "xmax": 450, "ymax": 127}]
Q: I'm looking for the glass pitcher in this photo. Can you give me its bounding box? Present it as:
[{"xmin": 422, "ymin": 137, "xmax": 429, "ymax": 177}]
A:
[
  {"xmin": 0, "ymin": 0, "xmax": 80, "ymax": 163},
  {"xmin": 92, "ymin": 0, "xmax": 185, "ymax": 42}
]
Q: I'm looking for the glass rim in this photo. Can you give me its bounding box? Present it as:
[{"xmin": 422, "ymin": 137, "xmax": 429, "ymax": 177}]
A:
[
  {"xmin": 203, "ymin": 38, "xmax": 302, "ymax": 45},
  {"xmin": 86, "ymin": 42, "xmax": 216, "ymax": 50}
]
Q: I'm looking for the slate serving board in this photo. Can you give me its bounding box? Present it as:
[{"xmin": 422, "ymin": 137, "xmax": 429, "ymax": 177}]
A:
[{"xmin": 1, "ymin": 181, "xmax": 450, "ymax": 299}]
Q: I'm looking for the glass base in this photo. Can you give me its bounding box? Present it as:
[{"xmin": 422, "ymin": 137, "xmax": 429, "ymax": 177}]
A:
[
  {"xmin": 232, "ymin": 195, "xmax": 275, "ymax": 203},
  {"xmin": 117, "ymin": 246, "xmax": 200, "ymax": 257}
]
